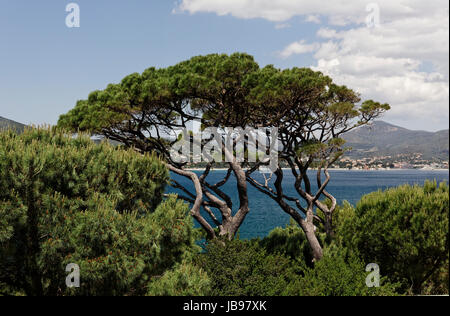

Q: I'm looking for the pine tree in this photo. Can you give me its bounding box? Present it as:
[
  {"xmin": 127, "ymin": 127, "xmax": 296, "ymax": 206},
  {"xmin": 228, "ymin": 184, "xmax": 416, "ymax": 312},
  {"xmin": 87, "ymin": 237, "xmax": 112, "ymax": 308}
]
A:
[{"xmin": 0, "ymin": 128, "xmax": 201, "ymax": 296}]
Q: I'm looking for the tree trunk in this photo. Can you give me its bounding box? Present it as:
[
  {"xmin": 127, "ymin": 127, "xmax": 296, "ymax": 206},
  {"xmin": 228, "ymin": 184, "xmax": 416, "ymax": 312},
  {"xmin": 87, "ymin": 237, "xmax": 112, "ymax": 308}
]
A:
[
  {"xmin": 218, "ymin": 212, "xmax": 234, "ymax": 240},
  {"xmin": 324, "ymin": 213, "xmax": 334, "ymax": 239},
  {"xmin": 167, "ymin": 164, "xmax": 216, "ymax": 239},
  {"xmin": 218, "ymin": 207, "xmax": 248, "ymax": 240},
  {"xmin": 217, "ymin": 149, "xmax": 250, "ymax": 240},
  {"xmin": 300, "ymin": 221, "xmax": 323, "ymax": 261}
]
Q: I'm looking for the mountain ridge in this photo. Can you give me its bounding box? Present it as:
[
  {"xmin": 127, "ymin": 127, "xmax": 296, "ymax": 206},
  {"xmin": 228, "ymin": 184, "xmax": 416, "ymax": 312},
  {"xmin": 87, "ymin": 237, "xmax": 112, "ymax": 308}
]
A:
[
  {"xmin": 343, "ymin": 121, "xmax": 449, "ymax": 160},
  {"xmin": 0, "ymin": 116, "xmax": 27, "ymax": 133}
]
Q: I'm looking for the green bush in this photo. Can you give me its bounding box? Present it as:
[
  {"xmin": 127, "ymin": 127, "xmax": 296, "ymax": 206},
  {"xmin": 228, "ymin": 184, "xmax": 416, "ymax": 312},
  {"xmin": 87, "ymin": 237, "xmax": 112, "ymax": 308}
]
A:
[
  {"xmin": 287, "ymin": 245, "xmax": 400, "ymax": 296},
  {"xmin": 338, "ymin": 181, "xmax": 449, "ymax": 295},
  {"xmin": 195, "ymin": 239, "xmax": 300, "ymax": 296},
  {"xmin": 147, "ymin": 260, "xmax": 211, "ymax": 296},
  {"xmin": 0, "ymin": 128, "xmax": 199, "ymax": 296},
  {"xmin": 260, "ymin": 222, "xmax": 399, "ymax": 296}
]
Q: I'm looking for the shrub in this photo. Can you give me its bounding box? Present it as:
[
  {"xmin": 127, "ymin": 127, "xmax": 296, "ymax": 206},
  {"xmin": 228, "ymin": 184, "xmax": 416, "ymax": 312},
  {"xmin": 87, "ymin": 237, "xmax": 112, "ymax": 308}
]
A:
[
  {"xmin": 195, "ymin": 239, "xmax": 300, "ymax": 296},
  {"xmin": 287, "ymin": 245, "xmax": 400, "ymax": 296},
  {"xmin": 0, "ymin": 128, "xmax": 198, "ymax": 296},
  {"xmin": 260, "ymin": 222, "xmax": 399, "ymax": 296},
  {"xmin": 338, "ymin": 181, "xmax": 449, "ymax": 295},
  {"xmin": 147, "ymin": 260, "xmax": 211, "ymax": 296}
]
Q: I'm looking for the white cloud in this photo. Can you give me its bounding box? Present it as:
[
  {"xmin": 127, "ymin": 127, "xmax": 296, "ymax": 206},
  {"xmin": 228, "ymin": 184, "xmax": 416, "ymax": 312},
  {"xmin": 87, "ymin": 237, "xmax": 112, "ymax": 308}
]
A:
[
  {"xmin": 176, "ymin": 0, "xmax": 448, "ymax": 25},
  {"xmin": 176, "ymin": 0, "xmax": 449, "ymax": 130},
  {"xmin": 279, "ymin": 40, "xmax": 319, "ymax": 58},
  {"xmin": 308, "ymin": 12, "xmax": 449, "ymax": 130},
  {"xmin": 305, "ymin": 15, "xmax": 321, "ymax": 24},
  {"xmin": 316, "ymin": 28, "xmax": 337, "ymax": 38}
]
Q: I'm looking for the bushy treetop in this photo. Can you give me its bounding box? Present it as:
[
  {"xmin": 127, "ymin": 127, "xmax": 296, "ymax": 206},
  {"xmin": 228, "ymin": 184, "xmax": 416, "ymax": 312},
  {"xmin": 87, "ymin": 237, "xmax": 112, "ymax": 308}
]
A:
[{"xmin": 0, "ymin": 128, "xmax": 200, "ymax": 296}]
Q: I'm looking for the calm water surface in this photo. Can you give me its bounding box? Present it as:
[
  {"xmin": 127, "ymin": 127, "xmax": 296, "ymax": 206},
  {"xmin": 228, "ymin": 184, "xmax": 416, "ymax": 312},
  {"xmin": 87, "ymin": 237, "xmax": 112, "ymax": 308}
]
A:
[{"xmin": 168, "ymin": 169, "xmax": 449, "ymax": 239}]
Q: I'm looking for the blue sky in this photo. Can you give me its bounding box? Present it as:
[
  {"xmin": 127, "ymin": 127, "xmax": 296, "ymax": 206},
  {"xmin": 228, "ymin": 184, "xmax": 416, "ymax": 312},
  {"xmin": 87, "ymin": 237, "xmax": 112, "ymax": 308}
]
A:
[{"xmin": 1, "ymin": 0, "xmax": 448, "ymax": 131}]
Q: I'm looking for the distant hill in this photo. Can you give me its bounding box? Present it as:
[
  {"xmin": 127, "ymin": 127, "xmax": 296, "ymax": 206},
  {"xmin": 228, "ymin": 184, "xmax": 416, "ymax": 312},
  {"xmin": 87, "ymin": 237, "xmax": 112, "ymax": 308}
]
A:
[
  {"xmin": 343, "ymin": 121, "xmax": 449, "ymax": 160},
  {"xmin": 0, "ymin": 116, "xmax": 27, "ymax": 133}
]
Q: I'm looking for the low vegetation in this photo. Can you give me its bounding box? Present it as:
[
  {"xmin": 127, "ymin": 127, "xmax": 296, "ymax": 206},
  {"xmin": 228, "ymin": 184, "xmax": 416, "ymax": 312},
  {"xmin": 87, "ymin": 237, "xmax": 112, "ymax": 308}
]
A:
[
  {"xmin": 1, "ymin": 128, "xmax": 448, "ymax": 296},
  {"xmin": 0, "ymin": 128, "xmax": 200, "ymax": 296},
  {"xmin": 337, "ymin": 181, "xmax": 449, "ymax": 295}
]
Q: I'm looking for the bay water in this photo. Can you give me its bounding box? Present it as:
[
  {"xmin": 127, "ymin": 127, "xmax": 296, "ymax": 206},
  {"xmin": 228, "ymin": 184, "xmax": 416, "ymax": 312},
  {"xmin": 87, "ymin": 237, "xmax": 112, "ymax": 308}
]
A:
[{"xmin": 168, "ymin": 169, "xmax": 449, "ymax": 239}]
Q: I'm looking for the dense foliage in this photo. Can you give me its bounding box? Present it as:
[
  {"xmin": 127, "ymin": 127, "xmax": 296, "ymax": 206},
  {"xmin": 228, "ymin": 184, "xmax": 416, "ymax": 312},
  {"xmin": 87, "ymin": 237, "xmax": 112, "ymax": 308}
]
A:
[
  {"xmin": 0, "ymin": 128, "xmax": 200, "ymax": 296},
  {"xmin": 147, "ymin": 260, "xmax": 211, "ymax": 296},
  {"xmin": 286, "ymin": 245, "xmax": 399, "ymax": 296},
  {"xmin": 194, "ymin": 181, "xmax": 449, "ymax": 296},
  {"xmin": 337, "ymin": 181, "xmax": 449, "ymax": 295},
  {"xmin": 1, "ymin": 131, "xmax": 447, "ymax": 297},
  {"xmin": 195, "ymin": 239, "xmax": 300, "ymax": 296},
  {"xmin": 195, "ymin": 236, "xmax": 400, "ymax": 296}
]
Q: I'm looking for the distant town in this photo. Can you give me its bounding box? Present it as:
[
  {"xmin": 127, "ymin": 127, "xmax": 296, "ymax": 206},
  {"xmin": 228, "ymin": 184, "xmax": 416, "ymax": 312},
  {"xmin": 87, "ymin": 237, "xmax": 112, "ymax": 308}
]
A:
[{"xmin": 335, "ymin": 153, "xmax": 449, "ymax": 170}]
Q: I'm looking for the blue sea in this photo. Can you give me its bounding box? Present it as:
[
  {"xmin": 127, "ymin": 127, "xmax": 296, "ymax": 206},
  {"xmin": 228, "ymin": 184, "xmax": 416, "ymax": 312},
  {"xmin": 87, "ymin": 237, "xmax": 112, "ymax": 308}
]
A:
[{"xmin": 168, "ymin": 169, "xmax": 449, "ymax": 239}]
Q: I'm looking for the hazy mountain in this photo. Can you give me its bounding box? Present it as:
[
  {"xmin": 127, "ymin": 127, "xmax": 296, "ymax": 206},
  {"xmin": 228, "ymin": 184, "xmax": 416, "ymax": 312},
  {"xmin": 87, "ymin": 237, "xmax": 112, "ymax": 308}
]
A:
[
  {"xmin": 343, "ymin": 121, "xmax": 449, "ymax": 160},
  {"xmin": 0, "ymin": 116, "xmax": 27, "ymax": 133}
]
